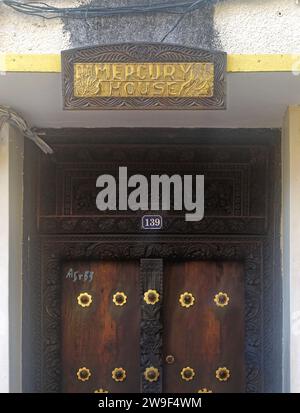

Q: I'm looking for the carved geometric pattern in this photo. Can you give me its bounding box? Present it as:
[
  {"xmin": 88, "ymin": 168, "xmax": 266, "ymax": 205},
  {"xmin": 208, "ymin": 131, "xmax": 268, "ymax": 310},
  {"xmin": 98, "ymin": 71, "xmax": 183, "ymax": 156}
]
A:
[
  {"xmin": 23, "ymin": 129, "xmax": 281, "ymax": 393},
  {"xmin": 140, "ymin": 259, "xmax": 163, "ymax": 393},
  {"xmin": 38, "ymin": 143, "xmax": 269, "ymax": 235},
  {"xmin": 39, "ymin": 237, "xmax": 264, "ymax": 393},
  {"xmin": 39, "ymin": 216, "xmax": 266, "ymax": 235}
]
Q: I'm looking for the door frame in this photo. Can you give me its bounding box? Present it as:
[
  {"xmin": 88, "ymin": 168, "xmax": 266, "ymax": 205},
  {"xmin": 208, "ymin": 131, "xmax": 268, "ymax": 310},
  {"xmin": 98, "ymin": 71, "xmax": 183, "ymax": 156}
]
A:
[{"xmin": 22, "ymin": 128, "xmax": 282, "ymax": 393}]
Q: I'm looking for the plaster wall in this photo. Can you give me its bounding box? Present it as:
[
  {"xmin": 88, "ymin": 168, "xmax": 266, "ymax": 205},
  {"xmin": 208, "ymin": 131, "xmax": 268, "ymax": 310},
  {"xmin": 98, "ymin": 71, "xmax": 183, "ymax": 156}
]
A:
[{"xmin": 0, "ymin": 0, "xmax": 299, "ymax": 54}]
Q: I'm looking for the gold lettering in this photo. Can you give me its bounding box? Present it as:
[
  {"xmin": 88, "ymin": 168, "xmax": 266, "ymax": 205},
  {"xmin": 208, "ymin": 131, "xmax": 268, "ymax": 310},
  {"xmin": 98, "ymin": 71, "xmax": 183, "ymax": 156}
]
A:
[
  {"xmin": 139, "ymin": 82, "xmax": 150, "ymax": 95},
  {"xmin": 125, "ymin": 65, "xmax": 135, "ymax": 80},
  {"xmin": 125, "ymin": 82, "xmax": 135, "ymax": 95},
  {"xmin": 109, "ymin": 82, "xmax": 122, "ymax": 96},
  {"xmin": 112, "ymin": 65, "xmax": 123, "ymax": 81},
  {"xmin": 149, "ymin": 64, "xmax": 161, "ymax": 81},
  {"xmin": 97, "ymin": 64, "xmax": 111, "ymax": 81},
  {"xmin": 164, "ymin": 65, "xmax": 176, "ymax": 80},
  {"xmin": 167, "ymin": 82, "xmax": 178, "ymax": 96},
  {"xmin": 137, "ymin": 65, "xmax": 147, "ymax": 80},
  {"xmin": 180, "ymin": 63, "xmax": 193, "ymax": 78},
  {"xmin": 74, "ymin": 63, "xmax": 214, "ymax": 98},
  {"xmin": 153, "ymin": 82, "xmax": 165, "ymax": 96}
]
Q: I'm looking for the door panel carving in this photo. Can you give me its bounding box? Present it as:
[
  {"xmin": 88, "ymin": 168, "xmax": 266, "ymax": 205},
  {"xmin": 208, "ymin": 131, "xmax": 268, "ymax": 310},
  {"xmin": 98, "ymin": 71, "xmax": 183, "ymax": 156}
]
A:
[
  {"xmin": 61, "ymin": 261, "xmax": 140, "ymax": 393},
  {"xmin": 163, "ymin": 261, "xmax": 245, "ymax": 393},
  {"xmin": 22, "ymin": 128, "xmax": 281, "ymax": 393},
  {"xmin": 140, "ymin": 259, "xmax": 163, "ymax": 393},
  {"xmin": 62, "ymin": 259, "xmax": 245, "ymax": 393},
  {"xmin": 38, "ymin": 141, "xmax": 270, "ymax": 236}
]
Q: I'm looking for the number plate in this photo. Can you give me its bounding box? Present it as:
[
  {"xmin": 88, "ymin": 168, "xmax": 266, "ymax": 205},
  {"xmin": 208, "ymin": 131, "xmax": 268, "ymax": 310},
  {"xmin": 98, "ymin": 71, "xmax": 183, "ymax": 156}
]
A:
[{"xmin": 142, "ymin": 215, "xmax": 163, "ymax": 230}]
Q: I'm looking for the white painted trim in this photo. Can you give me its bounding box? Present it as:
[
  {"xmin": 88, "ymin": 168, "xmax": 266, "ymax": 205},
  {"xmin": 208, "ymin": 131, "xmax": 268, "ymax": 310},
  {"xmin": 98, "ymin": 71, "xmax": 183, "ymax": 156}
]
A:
[{"xmin": 282, "ymin": 106, "xmax": 300, "ymax": 393}]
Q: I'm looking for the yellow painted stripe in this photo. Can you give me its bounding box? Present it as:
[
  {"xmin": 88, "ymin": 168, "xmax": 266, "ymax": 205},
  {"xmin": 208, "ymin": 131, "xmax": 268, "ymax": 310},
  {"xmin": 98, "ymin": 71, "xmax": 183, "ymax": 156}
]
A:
[
  {"xmin": 227, "ymin": 54, "xmax": 300, "ymax": 72},
  {"xmin": 0, "ymin": 54, "xmax": 61, "ymax": 73},
  {"xmin": 0, "ymin": 53, "xmax": 299, "ymax": 73}
]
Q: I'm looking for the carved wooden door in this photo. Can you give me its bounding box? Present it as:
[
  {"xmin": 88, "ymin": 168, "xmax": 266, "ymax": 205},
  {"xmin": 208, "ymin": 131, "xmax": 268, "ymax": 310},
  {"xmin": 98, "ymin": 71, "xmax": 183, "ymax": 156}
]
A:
[
  {"xmin": 62, "ymin": 261, "xmax": 141, "ymax": 393},
  {"xmin": 163, "ymin": 261, "xmax": 245, "ymax": 393},
  {"xmin": 61, "ymin": 259, "xmax": 245, "ymax": 393},
  {"xmin": 25, "ymin": 131, "xmax": 281, "ymax": 393}
]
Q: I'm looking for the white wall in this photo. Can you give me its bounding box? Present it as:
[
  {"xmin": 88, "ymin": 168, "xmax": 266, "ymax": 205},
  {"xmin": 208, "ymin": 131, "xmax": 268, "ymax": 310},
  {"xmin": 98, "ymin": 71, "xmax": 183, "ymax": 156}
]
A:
[
  {"xmin": 0, "ymin": 0, "xmax": 80, "ymax": 53},
  {"xmin": 0, "ymin": 124, "xmax": 23, "ymax": 393},
  {"xmin": 0, "ymin": 0, "xmax": 299, "ymax": 54},
  {"xmin": 215, "ymin": 0, "xmax": 300, "ymax": 53}
]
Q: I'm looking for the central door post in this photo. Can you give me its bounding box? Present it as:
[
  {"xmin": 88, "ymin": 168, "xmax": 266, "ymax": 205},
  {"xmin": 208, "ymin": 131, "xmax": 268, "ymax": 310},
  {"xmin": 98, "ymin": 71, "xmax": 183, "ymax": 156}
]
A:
[{"xmin": 140, "ymin": 259, "xmax": 164, "ymax": 393}]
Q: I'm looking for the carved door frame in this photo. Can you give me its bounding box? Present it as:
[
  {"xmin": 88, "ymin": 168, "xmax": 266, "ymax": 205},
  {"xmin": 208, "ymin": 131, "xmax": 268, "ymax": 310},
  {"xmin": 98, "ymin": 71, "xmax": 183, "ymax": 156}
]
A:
[{"xmin": 22, "ymin": 128, "xmax": 282, "ymax": 393}]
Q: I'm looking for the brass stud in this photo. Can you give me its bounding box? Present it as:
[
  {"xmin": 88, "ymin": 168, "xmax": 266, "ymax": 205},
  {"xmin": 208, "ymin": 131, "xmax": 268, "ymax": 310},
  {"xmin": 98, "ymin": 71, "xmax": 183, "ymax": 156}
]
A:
[
  {"xmin": 179, "ymin": 292, "xmax": 195, "ymax": 308},
  {"xmin": 144, "ymin": 289, "xmax": 160, "ymax": 305},
  {"xmin": 112, "ymin": 367, "xmax": 126, "ymax": 382},
  {"xmin": 180, "ymin": 367, "xmax": 195, "ymax": 381},
  {"xmin": 214, "ymin": 292, "xmax": 230, "ymax": 308},
  {"xmin": 112, "ymin": 292, "xmax": 127, "ymax": 307},
  {"xmin": 165, "ymin": 355, "xmax": 175, "ymax": 365},
  {"xmin": 197, "ymin": 388, "xmax": 213, "ymax": 393},
  {"xmin": 94, "ymin": 388, "xmax": 109, "ymax": 393},
  {"xmin": 77, "ymin": 367, "xmax": 91, "ymax": 382},
  {"xmin": 144, "ymin": 367, "xmax": 160, "ymax": 382},
  {"xmin": 77, "ymin": 292, "xmax": 92, "ymax": 308},
  {"xmin": 216, "ymin": 367, "xmax": 230, "ymax": 382}
]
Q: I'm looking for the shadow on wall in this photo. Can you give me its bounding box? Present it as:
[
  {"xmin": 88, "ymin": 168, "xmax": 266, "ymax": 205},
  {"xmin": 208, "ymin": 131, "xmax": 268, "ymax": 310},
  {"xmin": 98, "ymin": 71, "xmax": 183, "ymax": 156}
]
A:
[{"xmin": 63, "ymin": 0, "xmax": 222, "ymax": 50}]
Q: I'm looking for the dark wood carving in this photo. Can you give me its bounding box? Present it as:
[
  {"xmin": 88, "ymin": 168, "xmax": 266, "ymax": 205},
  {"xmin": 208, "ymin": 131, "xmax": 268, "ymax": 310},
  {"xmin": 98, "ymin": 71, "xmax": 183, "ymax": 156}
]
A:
[
  {"xmin": 40, "ymin": 238, "xmax": 263, "ymax": 393},
  {"xmin": 61, "ymin": 261, "xmax": 140, "ymax": 393},
  {"xmin": 38, "ymin": 142, "xmax": 269, "ymax": 236},
  {"xmin": 22, "ymin": 128, "xmax": 281, "ymax": 393},
  {"xmin": 140, "ymin": 259, "xmax": 163, "ymax": 393},
  {"xmin": 163, "ymin": 261, "xmax": 245, "ymax": 393},
  {"xmin": 62, "ymin": 43, "xmax": 226, "ymax": 110}
]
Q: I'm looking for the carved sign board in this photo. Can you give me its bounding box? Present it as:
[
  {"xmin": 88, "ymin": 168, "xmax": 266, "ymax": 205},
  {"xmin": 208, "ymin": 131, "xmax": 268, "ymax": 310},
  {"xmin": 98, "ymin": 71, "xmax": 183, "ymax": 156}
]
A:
[{"xmin": 62, "ymin": 43, "xmax": 226, "ymax": 110}]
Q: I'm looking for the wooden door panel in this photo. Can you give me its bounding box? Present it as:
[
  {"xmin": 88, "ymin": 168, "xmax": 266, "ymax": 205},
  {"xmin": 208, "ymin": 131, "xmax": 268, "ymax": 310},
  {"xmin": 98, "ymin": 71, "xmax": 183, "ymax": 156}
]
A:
[
  {"xmin": 163, "ymin": 261, "xmax": 245, "ymax": 393},
  {"xmin": 61, "ymin": 260, "xmax": 140, "ymax": 393}
]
